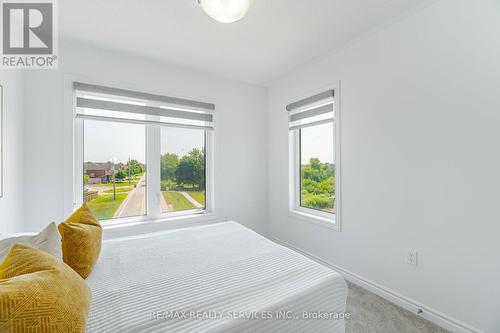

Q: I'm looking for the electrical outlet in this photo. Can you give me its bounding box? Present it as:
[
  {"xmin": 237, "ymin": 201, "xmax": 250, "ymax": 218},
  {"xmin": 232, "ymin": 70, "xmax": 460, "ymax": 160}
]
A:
[{"xmin": 406, "ymin": 249, "xmax": 418, "ymax": 267}]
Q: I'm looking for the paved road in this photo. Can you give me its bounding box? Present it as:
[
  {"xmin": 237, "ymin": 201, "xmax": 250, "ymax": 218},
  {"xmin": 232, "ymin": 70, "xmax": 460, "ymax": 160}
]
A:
[
  {"xmin": 113, "ymin": 179, "xmax": 203, "ymax": 217},
  {"xmin": 113, "ymin": 176, "xmax": 146, "ymax": 218}
]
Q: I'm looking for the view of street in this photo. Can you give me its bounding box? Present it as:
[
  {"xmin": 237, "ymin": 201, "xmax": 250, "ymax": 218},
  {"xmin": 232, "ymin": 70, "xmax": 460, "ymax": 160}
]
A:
[
  {"xmin": 85, "ymin": 173, "xmax": 205, "ymax": 221},
  {"xmin": 113, "ymin": 175, "xmax": 146, "ymax": 218}
]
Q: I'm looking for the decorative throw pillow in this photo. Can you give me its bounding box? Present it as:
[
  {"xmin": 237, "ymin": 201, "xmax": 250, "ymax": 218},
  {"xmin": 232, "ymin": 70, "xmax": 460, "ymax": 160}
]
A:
[
  {"xmin": 0, "ymin": 222, "xmax": 62, "ymax": 261},
  {"xmin": 0, "ymin": 243, "xmax": 91, "ymax": 333},
  {"xmin": 58, "ymin": 203, "xmax": 102, "ymax": 279}
]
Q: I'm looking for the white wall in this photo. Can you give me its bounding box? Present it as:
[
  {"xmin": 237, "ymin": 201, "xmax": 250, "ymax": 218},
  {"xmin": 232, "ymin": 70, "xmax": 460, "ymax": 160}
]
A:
[
  {"xmin": 11, "ymin": 0, "xmax": 500, "ymax": 330},
  {"xmin": 0, "ymin": 71, "xmax": 24, "ymax": 234},
  {"xmin": 267, "ymin": 1, "xmax": 500, "ymax": 332},
  {"xmin": 22, "ymin": 41, "xmax": 268, "ymax": 234}
]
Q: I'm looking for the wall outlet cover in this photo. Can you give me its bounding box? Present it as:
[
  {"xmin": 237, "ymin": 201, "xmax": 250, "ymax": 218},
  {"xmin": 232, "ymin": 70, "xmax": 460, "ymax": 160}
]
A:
[{"xmin": 406, "ymin": 249, "xmax": 418, "ymax": 267}]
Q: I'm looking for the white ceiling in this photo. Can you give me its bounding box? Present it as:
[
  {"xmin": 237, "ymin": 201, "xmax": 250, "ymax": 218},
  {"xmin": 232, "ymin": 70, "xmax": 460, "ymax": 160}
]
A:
[{"xmin": 60, "ymin": 0, "xmax": 429, "ymax": 86}]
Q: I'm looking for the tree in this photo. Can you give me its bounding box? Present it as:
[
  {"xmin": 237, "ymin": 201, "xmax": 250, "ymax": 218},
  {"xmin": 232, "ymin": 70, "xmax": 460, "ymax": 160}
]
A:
[
  {"xmin": 175, "ymin": 148, "xmax": 205, "ymax": 188},
  {"xmin": 190, "ymin": 148, "xmax": 205, "ymax": 188},
  {"xmin": 300, "ymin": 158, "xmax": 335, "ymax": 211},
  {"xmin": 115, "ymin": 170, "xmax": 126, "ymax": 180},
  {"xmin": 83, "ymin": 174, "xmax": 90, "ymax": 185},
  {"xmin": 125, "ymin": 159, "xmax": 144, "ymax": 176},
  {"xmin": 160, "ymin": 153, "xmax": 179, "ymax": 181}
]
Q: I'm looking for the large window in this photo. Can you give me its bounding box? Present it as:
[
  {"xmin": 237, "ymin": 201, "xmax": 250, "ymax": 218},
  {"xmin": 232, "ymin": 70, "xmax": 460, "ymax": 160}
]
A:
[
  {"xmin": 74, "ymin": 82, "xmax": 214, "ymax": 222},
  {"xmin": 83, "ymin": 120, "xmax": 146, "ymax": 220},
  {"xmin": 288, "ymin": 88, "xmax": 340, "ymax": 228},
  {"xmin": 160, "ymin": 127, "xmax": 206, "ymax": 213}
]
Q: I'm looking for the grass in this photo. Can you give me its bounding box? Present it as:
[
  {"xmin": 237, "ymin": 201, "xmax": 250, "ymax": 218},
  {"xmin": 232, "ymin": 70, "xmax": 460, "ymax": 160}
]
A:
[
  {"xmin": 187, "ymin": 191, "xmax": 205, "ymax": 207},
  {"xmin": 103, "ymin": 187, "xmax": 132, "ymax": 194},
  {"xmin": 162, "ymin": 192, "xmax": 196, "ymax": 211},
  {"xmin": 87, "ymin": 193, "xmax": 128, "ymax": 220},
  {"xmin": 94, "ymin": 181, "xmax": 139, "ymax": 188}
]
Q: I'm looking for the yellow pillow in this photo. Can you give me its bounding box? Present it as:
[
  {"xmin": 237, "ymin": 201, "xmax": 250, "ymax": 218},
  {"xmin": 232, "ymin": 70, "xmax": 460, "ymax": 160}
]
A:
[
  {"xmin": 0, "ymin": 243, "xmax": 91, "ymax": 333},
  {"xmin": 58, "ymin": 203, "xmax": 102, "ymax": 279}
]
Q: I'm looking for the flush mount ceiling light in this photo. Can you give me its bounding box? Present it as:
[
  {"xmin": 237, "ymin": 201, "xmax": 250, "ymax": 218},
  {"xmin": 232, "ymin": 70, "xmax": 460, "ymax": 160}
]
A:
[{"xmin": 198, "ymin": 0, "xmax": 250, "ymax": 23}]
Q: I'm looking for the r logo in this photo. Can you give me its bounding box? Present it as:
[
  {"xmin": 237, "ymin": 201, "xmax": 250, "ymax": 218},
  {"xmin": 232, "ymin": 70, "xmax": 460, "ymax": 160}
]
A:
[{"xmin": 2, "ymin": 2, "xmax": 53, "ymax": 54}]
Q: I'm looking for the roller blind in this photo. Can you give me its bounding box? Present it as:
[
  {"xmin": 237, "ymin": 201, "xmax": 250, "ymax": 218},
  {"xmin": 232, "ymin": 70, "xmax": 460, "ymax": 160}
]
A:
[
  {"xmin": 287, "ymin": 90, "xmax": 334, "ymax": 130},
  {"xmin": 74, "ymin": 82, "xmax": 215, "ymax": 130}
]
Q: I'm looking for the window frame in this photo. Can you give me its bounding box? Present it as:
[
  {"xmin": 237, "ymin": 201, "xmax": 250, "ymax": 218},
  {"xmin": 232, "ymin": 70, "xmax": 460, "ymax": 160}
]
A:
[
  {"xmin": 288, "ymin": 84, "xmax": 341, "ymax": 231},
  {"xmin": 72, "ymin": 81, "xmax": 214, "ymax": 225}
]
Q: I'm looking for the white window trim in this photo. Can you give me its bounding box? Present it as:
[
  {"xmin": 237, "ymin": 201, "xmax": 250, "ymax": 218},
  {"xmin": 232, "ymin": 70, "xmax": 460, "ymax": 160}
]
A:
[
  {"xmin": 288, "ymin": 83, "xmax": 341, "ymax": 232},
  {"xmin": 71, "ymin": 79, "xmax": 214, "ymax": 225}
]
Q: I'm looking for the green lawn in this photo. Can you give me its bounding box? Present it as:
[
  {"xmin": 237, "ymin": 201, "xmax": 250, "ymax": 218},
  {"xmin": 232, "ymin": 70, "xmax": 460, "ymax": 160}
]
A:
[
  {"xmin": 103, "ymin": 187, "xmax": 132, "ymax": 194},
  {"xmin": 87, "ymin": 193, "xmax": 128, "ymax": 220},
  {"xmin": 187, "ymin": 191, "xmax": 205, "ymax": 207},
  {"xmin": 162, "ymin": 192, "xmax": 196, "ymax": 211},
  {"xmin": 94, "ymin": 181, "xmax": 139, "ymax": 188}
]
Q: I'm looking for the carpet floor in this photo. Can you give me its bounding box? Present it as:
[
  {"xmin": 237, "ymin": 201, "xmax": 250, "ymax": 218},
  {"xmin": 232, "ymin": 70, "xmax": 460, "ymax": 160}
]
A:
[{"xmin": 345, "ymin": 281, "xmax": 449, "ymax": 333}]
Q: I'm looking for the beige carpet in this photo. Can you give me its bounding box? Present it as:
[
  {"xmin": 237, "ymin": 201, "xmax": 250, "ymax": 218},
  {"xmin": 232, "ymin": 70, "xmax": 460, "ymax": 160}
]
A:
[{"xmin": 345, "ymin": 281, "xmax": 449, "ymax": 333}]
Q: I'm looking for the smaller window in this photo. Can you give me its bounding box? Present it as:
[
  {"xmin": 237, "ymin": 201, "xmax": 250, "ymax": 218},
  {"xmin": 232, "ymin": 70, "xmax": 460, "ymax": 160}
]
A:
[
  {"xmin": 288, "ymin": 88, "xmax": 340, "ymax": 228},
  {"xmin": 299, "ymin": 123, "xmax": 335, "ymax": 214}
]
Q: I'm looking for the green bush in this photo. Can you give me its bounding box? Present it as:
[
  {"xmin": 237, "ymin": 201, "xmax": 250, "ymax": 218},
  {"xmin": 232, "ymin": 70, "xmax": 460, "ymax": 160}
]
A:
[
  {"xmin": 161, "ymin": 179, "xmax": 175, "ymax": 191},
  {"xmin": 115, "ymin": 170, "xmax": 127, "ymax": 180},
  {"xmin": 302, "ymin": 193, "xmax": 334, "ymax": 210},
  {"xmin": 300, "ymin": 158, "xmax": 336, "ymax": 212}
]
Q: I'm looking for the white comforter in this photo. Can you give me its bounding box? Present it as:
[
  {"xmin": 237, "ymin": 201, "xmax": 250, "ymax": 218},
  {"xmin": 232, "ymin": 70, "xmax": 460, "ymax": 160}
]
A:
[{"xmin": 86, "ymin": 222, "xmax": 347, "ymax": 333}]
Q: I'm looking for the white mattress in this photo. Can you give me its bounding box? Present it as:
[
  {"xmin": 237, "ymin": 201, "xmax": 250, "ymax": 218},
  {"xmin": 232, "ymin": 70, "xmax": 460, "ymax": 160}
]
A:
[{"xmin": 86, "ymin": 222, "xmax": 347, "ymax": 333}]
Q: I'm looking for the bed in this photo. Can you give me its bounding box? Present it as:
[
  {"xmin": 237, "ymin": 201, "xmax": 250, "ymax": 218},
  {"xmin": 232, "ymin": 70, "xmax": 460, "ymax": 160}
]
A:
[{"xmin": 86, "ymin": 222, "xmax": 348, "ymax": 333}]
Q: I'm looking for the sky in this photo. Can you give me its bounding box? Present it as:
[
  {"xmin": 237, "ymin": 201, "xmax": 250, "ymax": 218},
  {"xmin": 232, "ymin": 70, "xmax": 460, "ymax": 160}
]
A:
[
  {"xmin": 84, "ymin": 119, "xmax": 333, "ymax": 165},
  {"xmin": 161, "ymin": 126, "xmax": 204, "ymax": 157},
  {"xmin": 300, "ymin": 122, "xmax": 335, "ymax": 164},
  {"xmin": 84, "ymin": 120, "xmax": 204, "ymax": 164}
]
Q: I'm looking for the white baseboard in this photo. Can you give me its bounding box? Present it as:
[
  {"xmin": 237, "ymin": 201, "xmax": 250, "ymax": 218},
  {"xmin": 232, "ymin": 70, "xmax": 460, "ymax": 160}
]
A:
[{"xmin": 271, "ymin": 237, "xmax": 483, "ymax": 333}]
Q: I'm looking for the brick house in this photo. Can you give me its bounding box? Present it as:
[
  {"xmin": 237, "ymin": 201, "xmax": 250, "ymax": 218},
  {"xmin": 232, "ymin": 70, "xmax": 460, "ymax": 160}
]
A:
[{"xmin": 84, "ymin": 161, "xmax": 124, "ymax": 184}]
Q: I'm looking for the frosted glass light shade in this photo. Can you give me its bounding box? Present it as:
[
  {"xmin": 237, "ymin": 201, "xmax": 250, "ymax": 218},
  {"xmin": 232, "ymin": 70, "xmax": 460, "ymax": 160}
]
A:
[{"xmin": 198, "ymin": 0, "xmax": 250, "ymax": 23}]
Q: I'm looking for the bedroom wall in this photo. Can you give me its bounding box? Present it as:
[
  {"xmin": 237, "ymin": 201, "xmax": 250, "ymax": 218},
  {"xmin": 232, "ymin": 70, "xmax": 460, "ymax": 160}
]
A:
[
  {"xmin": 0, "ymin": 71, "xmax": 24, "ymax": 234},
  {"xmin": 22, "ymin": 41, "xmax": 268, "ymax": 234},
  {"xmin": 267, "ymin": 0, "xmax": 500, "ymax": 332}
]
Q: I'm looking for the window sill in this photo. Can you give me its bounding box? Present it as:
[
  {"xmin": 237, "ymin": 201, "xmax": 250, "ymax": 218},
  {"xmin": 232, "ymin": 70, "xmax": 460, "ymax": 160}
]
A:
[
  {"xmin": 289, "ymin": 209, "xmax": 341, "ymax": 232},
  {"xmin": 101, "ymin": 212, "xmax": 226, "ymax": 239},
  {"xmin": 100, "ymin": 208, "xmax": 205, "ymax": 227}
]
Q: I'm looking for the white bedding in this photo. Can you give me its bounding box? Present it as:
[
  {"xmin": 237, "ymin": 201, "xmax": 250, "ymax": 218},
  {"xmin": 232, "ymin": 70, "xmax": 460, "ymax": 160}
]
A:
[{"xmin": 86, "ymin": 222, "xmax": 347, "ymax": 333}]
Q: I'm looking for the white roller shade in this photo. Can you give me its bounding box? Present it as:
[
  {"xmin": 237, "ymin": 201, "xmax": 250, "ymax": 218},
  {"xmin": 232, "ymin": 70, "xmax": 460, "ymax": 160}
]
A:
[
  {"xmin": 287, "ymin": 90, "xmax": 334, "ymax": 130},
  {"xmin": 74, "ymin": 82, "xmax": 215, "ymax": 130}
]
